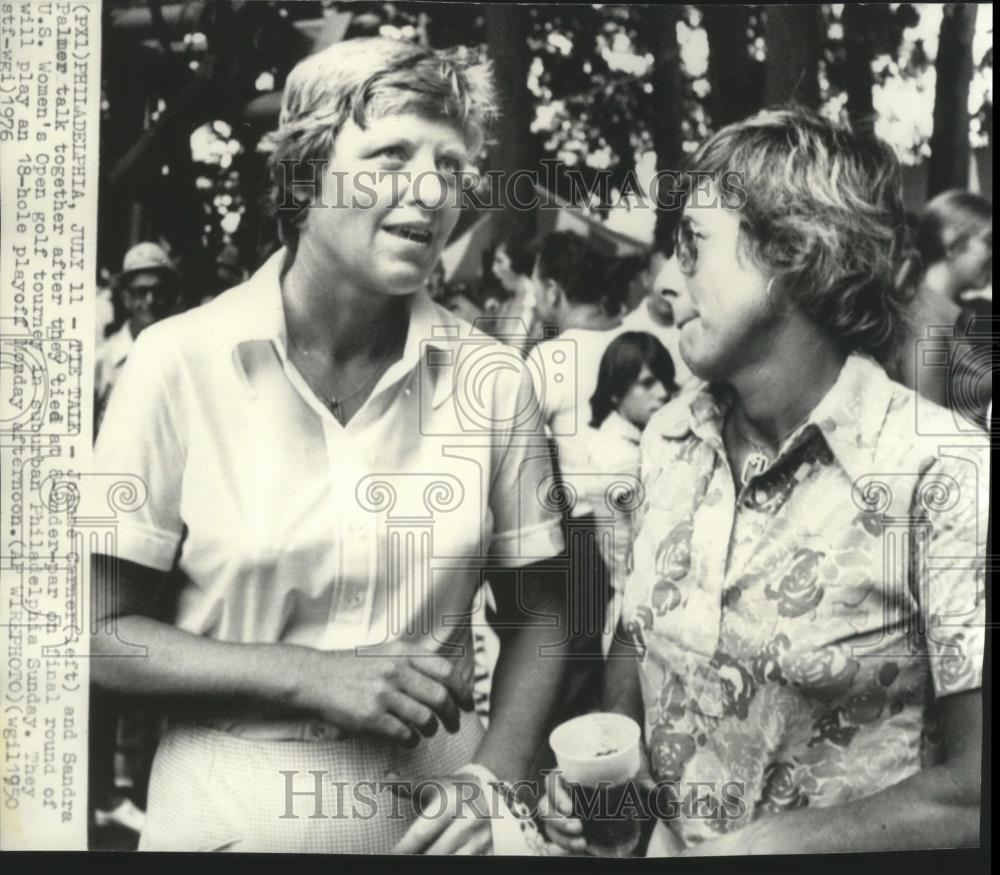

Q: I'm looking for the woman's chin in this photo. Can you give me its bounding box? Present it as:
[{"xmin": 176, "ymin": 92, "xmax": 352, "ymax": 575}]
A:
[
  {"xmin": 680, "ymin": 346, "xmax": 724, "ymax": 383},
  {"xmin": 678, "ymin": 332, "xmax": 709, "ymax": 378},
  {"xmin": 379, "ymin": 265, "xmax": 433, "ymax": 296}
]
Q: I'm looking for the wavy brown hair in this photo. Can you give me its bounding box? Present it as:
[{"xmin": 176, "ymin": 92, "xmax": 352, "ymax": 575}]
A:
[{"xmin": 680, "ymin": 106, "xmax": 910, "ymax": 360}]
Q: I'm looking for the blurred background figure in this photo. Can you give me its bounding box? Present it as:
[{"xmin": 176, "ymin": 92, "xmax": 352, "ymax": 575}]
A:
[
  {"xmin": 529, "ymin": 231, "xmax": 626, "ymax": 480},
  {"xmin": 527, "ymin": 230, "xmax": 625, "ymax": 715},
  {"xmin": 91, "ymin": 238, "xmax": 181, "ymax": 848},
  {"xmin": 893, "ymin": 190, "xmax": 992, "ymax": 426},
  {"xmin": 426, "ymin": 260, "xmax": 448, "ymax": 303},
  {"xmin": 586, "ymin": 331, "xmax": 678, "ymax": 653},
  {"xmin": 486, "ymin": 234, "xmax": 544, "ymax": 354},
  {"xmin": 95, "ymin": 242, "xmax": 182, "ymax": 433},
  {"xmin": 195, "ymin": 244, "xmax": 248, "ymax": 306},
  {"xmin": 620, "ymin": 252, "xmax": 693, "ymax": 385},
  {"xmin": 95, "ymin": 267, "xmax": 115, "ymax": 351},
  {"xmin": 214, "ymin": 244, "xmax": 247, "ymax": 297},
  {"xmin": 437, "ymin": 280, "xmax": 486, "ymax": 324},
  {"xmin": 606, "ymin": 253, "xmax": 653, "ymax": 316}
]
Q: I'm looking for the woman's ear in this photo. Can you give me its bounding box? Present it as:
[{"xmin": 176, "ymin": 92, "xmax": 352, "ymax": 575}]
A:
[
  {"xmin": 764, "ymin": 275, "xmax": 791, "ymax": 315},
  {"xmin": 290, "ymin": 162, "xmax": 327, "ymax": 208}
]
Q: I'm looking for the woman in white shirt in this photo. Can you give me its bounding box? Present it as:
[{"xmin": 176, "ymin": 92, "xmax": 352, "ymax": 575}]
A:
[{"xmin": 92, "ymin": 37, "xmax": 570, "ymax": 854}]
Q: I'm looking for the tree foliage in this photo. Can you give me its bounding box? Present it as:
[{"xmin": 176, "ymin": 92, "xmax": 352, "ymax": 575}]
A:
[{"xmin": 100, "ymin": 1, "xmax": 992, "ymax": 278}]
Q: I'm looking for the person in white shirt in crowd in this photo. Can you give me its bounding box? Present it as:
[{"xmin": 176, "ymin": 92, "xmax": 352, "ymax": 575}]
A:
[
  {"xmin": 528, "ymin": 231, "xmax": 628, "ymax": 501},
  {"xmin": 526, "ymin": 231, "xmax": 626, "ymax": 711},
  {"xmin": 621, "ymin": 252, "xmax": 693, "ymax": 385},
  {"xmin": 94, "ymin": 242, "xmax": 181, "ymax": 432},
  {"xmin": 486, "ymin": 234, "xmax": 544, "ymax": 354},
  {"xmin": 585, "ymin": 331, "xmax": 679, "ymax": 654},
  {"xmin": 91, "ymin": 37, "xmax": 572, "ymax": 855}
]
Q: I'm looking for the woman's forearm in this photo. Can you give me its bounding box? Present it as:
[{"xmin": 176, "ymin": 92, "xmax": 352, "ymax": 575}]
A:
[
  {"xmin": 474, "ymin": 573, "xmax": 572, "ymax": 784},
  {"xmin": 91, "ymin": 614, "xmax": 306, "ymax": 711},
  {"xmin": 475, "ymin": 623, "xmax": 571, "ymax": 784},
  {"xmin": 688, "ymin": 764, "xmax": 980, "ymax": 856},
  {"xmin": 687, "ymin": 689, "xmax": 981, "ymax": 855}
]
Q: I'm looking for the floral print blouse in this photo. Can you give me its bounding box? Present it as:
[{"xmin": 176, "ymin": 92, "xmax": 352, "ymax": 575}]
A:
[{"xmin": 622, "ymin": 353, "xmax": 988, "ymax": 847}]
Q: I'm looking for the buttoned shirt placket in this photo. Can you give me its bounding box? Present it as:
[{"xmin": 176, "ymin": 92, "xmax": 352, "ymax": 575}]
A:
[
  {"xmin": 264, "ymin": 336, "xmax": 378, "ymax": 649},
  {"xmin": 674, "ymin": 396, "xmax": 736, "ymax": 662}
]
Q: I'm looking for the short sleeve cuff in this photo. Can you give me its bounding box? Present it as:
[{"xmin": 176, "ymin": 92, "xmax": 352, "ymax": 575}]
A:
[
  {"xmin": 111, "ymin": 521, "xmax": 182, "ymax": 572},
  {"xmin": 489, "ymin": 519, "xmax": 564, "ymax": 567}
]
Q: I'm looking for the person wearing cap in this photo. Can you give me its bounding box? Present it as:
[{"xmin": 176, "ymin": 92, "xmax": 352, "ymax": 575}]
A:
[{"xmin": 95, "ymin": 242, "xmax": 181, "ymax": 432}]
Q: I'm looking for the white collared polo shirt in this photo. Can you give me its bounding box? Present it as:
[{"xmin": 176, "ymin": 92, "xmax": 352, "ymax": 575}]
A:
[{"xmin": 94, "ymin": 250, "xmax": 565, "ymax": 659}]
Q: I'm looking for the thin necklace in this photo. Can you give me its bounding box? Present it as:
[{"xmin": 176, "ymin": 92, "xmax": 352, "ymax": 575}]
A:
[
  {"xmin": 728, "ymin": 408, "xmax": 811, "ymax": 487},
  {"xmin": 289, "ymin": 332, "xmax": 399, "ymax": 425}
]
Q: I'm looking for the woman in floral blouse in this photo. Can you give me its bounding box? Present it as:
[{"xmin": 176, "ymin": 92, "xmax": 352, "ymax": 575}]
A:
[{"xmin": 542, "ymin": 107, "xmax": 987, "ymax": 856}]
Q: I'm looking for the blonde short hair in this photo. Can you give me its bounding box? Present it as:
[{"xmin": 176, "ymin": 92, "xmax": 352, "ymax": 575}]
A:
[{"xmin": 266, "ymin": 37, "xmax": 497, "ymax": 252}]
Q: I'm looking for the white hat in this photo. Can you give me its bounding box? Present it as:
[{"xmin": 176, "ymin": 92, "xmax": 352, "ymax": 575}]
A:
[{"xmin": 119, "ymin": 242, "xmax": 177, "ymax": 281}]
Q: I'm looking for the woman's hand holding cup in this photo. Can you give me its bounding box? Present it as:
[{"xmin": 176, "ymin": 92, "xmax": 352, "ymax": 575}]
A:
[
  {"xmin": 539, "ymin": 769, "xmax": 588, "ymax": 853},
  {"xmin": 541, "ymin": 713, "xmax": 647, "ymax": 856}
]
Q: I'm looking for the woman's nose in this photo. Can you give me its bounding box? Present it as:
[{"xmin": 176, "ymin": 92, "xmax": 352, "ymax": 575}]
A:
[
  {"xmin": 404, "ymin": 159, "xmax": 449, "ymax": 210},
  {"xmin": 657, "ymin": 255, "xmax": 685, "ymax": 290}
]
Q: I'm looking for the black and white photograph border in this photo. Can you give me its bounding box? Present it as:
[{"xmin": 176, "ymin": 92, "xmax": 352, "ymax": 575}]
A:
[{"xmin": 0, "ymin": 1, "xmax": 993, "ymax": 869}]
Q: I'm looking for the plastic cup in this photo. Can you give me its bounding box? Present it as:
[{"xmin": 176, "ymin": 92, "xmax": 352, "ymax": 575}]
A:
[
  {"xmin": 549, "ymin": 713, "xmax": 643, "ymax": 856},
  {"xmin": 549, "ymin": 712, "xmax": 641, "ymax": 785}
]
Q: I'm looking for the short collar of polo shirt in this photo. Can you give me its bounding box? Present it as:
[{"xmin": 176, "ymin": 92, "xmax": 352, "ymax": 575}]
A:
[
  {"xmin": 652, "ymin": 352, "xmax": 894, "ymax": 485},
  {"xmin": 652, "ymin": 381, "xmax": 728, "ymax": 450},
  {"xmin": 227, "ymin": 248, "xmax": 463, "ymax": 410},
  {"xmin": 806, "ymin": 352, "xmax": 897, "ymax": 485}
]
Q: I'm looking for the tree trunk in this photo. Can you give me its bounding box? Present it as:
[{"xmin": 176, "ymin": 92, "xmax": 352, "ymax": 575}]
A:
[
  {"xmin": 842, "ymin": 4, "xmax": 876, "ymax": 128},
  {"xmin": 927, "ymin": 3, "xmax": 978, "ymax": 197},
  {"xmin": 484, "ymin": 4, "xmax": 537, "ymax": 241},
  {"xmin": 763, "ymin": 5, "xmax": 823, "ymax": 108},
  {"xmin": 702, "ymin": 4, "xmax": 762, "ymax": 129},
  {"xmin": 645, "ymin": 5, "xmax": 684, "ymax": 251}
]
